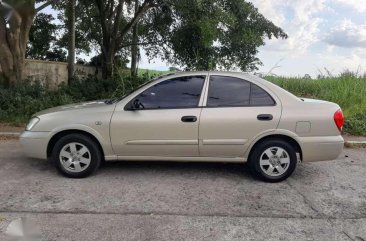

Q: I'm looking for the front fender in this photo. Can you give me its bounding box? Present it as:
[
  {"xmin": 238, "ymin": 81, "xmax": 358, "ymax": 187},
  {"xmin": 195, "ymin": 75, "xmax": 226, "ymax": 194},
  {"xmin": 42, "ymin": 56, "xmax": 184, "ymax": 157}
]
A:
[{"xmin": 49, "ymin": 124, "xmax": 115, "ymax": 157}]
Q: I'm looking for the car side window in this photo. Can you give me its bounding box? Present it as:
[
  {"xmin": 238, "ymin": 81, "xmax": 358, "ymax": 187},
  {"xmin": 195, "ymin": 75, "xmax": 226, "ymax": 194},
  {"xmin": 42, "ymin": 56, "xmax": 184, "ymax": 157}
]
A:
[
  {"xmin": 250, "ymin": 83, "xmax": 275, "ymax": 106},
  {"xmin": 207, "ymin": 76, "xmax": 275, "ymax": 107},
  {"xmin": 207, "ymin": 76, "xmax": 250, "ymax": 107},
  {"xmin": 130, "ymin": 75, "xmax": 205, "ymax": 109}
]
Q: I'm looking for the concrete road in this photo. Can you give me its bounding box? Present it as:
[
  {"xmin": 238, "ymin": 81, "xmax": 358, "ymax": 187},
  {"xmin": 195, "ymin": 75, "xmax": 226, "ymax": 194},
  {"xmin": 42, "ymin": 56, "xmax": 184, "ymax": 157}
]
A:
[{"xmin": 0, "ymin": 140, "xmax": 365, "ymax": 241}]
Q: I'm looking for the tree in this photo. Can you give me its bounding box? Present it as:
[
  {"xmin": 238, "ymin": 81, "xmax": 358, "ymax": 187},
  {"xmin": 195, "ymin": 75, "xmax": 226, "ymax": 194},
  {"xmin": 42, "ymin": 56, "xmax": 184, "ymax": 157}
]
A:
[
  {"xmin": 26, "ymin": 13, "xmax": 56, "ymax": 59},
  {"xmin": 157, "ymin": 0, "xmax": 288, "ymax": 71},
  {"xmin": 55, "ymin": 0, "xmax": 287, "ymax": 79},
  {"xmin": 66, "ymin": 0, "xmax": 75, "ymax": 83},
  {"xmin": 44, "ymin": 47, "xmax": 67, "ymax": 61},
  {"xmin": 94, "ymin": 0, "xmax": 157, "ymax": 79},
  {"xmin": 72, "ymin": 0, "xmax": 170, "ymax": 79},
  {"xmin": 130, "ymin": 0, "xmax": 139, "ymax": 79},
  {"xmin": 26, "ymin": 12, "xmax": 67, "ymax": 62},
  {"xmin": 0, "ymin": 0, "xmax": 56, "ymax": 86},
  {"xmin": 55, "ymin": 1, "xmax": 94, "ymax": 57}
]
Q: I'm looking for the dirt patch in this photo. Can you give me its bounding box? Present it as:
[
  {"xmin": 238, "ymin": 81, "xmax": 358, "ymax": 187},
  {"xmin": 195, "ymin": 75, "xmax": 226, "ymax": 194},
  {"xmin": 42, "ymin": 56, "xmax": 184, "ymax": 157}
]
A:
[
  {"xmin": 0, "ymin": 135, "xmax": 19, "ymax": 143},
  {"xmin": 0, "ymin": 123, "xmax": 25, "ymax": 133}
]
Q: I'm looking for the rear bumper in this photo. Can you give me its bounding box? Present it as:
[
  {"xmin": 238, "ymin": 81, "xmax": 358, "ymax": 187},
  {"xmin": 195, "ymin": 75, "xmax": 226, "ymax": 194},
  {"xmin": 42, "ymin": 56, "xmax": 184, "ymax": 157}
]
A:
[
  {"xmin": 20, "ymin": 131, "xmax": 50, "ymax": 160},
  {"xmin": 299, "ymin": 135, "xmax": 344, "ymax": 162}
]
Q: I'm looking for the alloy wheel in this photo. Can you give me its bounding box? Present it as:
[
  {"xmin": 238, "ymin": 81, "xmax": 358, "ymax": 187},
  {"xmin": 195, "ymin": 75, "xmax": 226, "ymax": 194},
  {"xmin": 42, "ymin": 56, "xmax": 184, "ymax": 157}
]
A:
[
  {"xmin": 59, "ymin": 142, "xmax": 91, "ymax": 173},
  {"xmin": 259, "ymin": 146, "xmax": 290, "ymax": 177}
]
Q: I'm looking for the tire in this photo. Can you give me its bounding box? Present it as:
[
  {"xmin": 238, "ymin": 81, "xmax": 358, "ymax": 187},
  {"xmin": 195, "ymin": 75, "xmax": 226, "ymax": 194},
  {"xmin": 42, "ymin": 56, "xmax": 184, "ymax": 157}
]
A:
[
  {"xmin": 51, "ymin": 133, "xmax": 102, "ymax": 178},
  {"xmin": 249, "ymin": 139, "xmax": 297, "ymax": 182}
]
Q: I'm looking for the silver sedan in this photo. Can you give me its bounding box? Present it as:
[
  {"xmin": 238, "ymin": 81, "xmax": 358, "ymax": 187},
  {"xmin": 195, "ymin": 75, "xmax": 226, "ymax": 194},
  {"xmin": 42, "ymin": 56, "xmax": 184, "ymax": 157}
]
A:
[{"xmin": 20, "ymin": 71, "xmax": 344, "ymax": 182}]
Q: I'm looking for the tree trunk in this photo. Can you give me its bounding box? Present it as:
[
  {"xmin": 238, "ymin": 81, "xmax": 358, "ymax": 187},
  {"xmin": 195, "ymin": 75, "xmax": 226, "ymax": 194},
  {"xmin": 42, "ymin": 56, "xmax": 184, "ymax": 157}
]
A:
[
  {"xmin": 67, "ymin": 0, "xmax": 76, "ymax": 84},
  {"xmin": 95, "ymin": 0, "xmax": 154, "ymax": 80},
  {"xmin": 0, "ymin": 6, "xmax": 35, "ymax": 87},
  {"xmin": 130, "ymin": 0, "xmax": 139, "ymax": 79},
  {"xmin": 130, "ymin": 26, "xmax": 138, "ymax": 79},
  {"xmin": 101, "ymin": 49, "xmax": 114, "ymax": 80}
]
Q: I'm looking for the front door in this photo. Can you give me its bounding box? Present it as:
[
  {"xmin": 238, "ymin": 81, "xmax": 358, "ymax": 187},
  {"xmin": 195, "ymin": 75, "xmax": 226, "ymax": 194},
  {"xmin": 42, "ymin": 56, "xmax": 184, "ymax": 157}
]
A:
[
  {"xmin": 199, "ymin": 75, "xmax": 281, "ymax": 157},
  {"xmin": 110, "ymin": 75, "xmax": 206, "ymax": 157}
]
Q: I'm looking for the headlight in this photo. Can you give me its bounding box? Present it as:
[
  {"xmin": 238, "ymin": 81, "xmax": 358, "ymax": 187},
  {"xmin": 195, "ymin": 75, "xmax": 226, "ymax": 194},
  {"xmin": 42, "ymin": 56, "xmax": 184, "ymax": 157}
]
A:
[{"xmin": 26, "ymin": 117, "xmax": 40, "ymax": 131}]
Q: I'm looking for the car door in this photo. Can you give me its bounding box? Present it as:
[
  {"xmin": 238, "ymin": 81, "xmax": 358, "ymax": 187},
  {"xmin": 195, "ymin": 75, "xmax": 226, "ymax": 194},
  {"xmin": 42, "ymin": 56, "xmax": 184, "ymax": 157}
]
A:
[
  {"xmin": 199, "ymin": 75, "xmax": 281, "ymax": 158},
  {"xmin": 110, "ymin": 75, "xmax": 207, "ymax": 157}
]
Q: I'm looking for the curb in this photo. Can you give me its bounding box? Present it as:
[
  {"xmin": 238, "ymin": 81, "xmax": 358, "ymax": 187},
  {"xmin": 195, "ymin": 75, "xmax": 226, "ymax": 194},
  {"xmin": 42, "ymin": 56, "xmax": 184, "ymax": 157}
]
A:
[{"xmin": 344, "ymin": 141, "xmax": 366, "ymax": 148}]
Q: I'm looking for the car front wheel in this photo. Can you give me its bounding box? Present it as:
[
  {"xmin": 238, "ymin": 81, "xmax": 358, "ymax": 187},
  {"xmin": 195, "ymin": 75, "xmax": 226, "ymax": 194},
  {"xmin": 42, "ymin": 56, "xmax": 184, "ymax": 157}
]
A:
[
  {"xmin": 51, "ymin": 133, "xmax": 102, "ymax": 178},
  {"xmin": 249, "ymin": 139, "xmax": 297, "ymax": 182}
]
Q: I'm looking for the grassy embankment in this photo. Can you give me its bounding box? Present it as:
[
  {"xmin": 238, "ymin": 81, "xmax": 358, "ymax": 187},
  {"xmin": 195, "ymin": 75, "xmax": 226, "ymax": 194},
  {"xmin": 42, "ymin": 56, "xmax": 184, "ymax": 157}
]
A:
[
  {"xmin": 266, "ymin": 73, "xmax": 366, "ymax": 136},
  {"xmin": 0, "ymin": 70, "xmax": 365, "ymax": 135}
]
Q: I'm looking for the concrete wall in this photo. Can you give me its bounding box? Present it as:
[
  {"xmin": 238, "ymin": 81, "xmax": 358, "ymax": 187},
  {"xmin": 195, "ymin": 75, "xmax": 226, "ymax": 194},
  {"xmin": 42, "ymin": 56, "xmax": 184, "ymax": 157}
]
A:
[{"xmin": 23, "ymin": 59, "xmax": 102, "ymax": 89}]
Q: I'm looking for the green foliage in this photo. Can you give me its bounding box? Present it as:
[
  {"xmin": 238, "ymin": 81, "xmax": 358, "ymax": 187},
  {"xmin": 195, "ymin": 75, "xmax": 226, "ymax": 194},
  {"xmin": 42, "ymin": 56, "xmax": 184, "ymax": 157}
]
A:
[
  {"xmin": 137, "ymin": 68, "xmax": 171, "ymax": 77},
  {"xmin": 266, "ymin": 73, "xmax": 366, "ymax": 136},
  {"xmin": 55, "ymin": 0, "xmax": 287, "ymax": 75},
  {"xmin": 0, "ymin": 82, "xmax": 73, "ymax": 124},
  {"xmin": 148, "ymin": 0, "xmax": 288, "ymax": 71},
  {"xmin": 0, "ymin": 74, "xmax": 155, "ymax": 124},
  {"xmin": 26, "ymin": 13, "xmax": 67, "ymax": 61},
  {"xmin": 344, "ymin": 112, "xmax": 366, "ymax": 136}
]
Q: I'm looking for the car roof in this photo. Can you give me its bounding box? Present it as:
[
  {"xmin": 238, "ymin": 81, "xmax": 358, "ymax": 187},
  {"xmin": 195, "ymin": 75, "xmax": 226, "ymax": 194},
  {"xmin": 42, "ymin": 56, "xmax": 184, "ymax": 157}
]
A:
[
  {"xmin": 160, "ymin": 70, "xmax": 254, "ymax": 79},
  {"xmin": 159, "ymin": 71, "xmax": 269, "ymax": 86}
]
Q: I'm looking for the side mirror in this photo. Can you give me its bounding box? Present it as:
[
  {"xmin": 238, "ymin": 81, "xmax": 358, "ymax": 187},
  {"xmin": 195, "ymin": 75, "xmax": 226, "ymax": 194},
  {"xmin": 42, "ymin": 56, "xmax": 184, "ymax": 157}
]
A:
[
  {"xmin": 126, "ymin": 99, "xmax": 142, "ymax": 111},
  {"xmin": 133, "ymin": 99, "xmax": 141, "ymax": 109}
]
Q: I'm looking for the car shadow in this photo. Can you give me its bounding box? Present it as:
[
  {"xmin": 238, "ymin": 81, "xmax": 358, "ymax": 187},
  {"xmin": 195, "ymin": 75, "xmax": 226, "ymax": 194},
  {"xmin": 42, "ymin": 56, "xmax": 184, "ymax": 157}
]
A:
[
  {"xmin": 21, "ymin": 154, "xmax": 253, "ymax": 181},
  {"xmin": 99, "ymin": 160, "xmax": 253, "ymax": 180}
]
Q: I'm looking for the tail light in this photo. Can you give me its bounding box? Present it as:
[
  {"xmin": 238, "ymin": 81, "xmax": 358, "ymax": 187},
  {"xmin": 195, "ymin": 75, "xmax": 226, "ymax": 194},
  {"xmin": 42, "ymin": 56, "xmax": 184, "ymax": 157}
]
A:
[{"xmin": 334, "ymin": 109, "xmax": 344, "ymax": 132}]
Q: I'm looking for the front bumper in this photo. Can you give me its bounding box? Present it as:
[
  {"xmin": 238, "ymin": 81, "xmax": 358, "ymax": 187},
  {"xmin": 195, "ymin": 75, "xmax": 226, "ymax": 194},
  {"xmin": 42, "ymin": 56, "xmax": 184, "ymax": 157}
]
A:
[
  {"xmin": 20, "ymin": 131, "xmax": 50, "ymax": 160},
  {"xmin": 299, "ymin": 135, "xmax": 344, "ymax": 162}
]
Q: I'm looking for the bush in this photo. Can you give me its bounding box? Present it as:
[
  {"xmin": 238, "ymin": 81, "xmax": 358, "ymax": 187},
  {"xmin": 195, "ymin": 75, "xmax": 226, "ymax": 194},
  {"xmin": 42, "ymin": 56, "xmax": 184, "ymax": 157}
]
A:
[
  {"xmin": 344, "ymin": 112, "xmax": 366, "ymax": 136},
  {"xmin": 0, "ymin": 74, "xmax": 154, "ymax": 124}
]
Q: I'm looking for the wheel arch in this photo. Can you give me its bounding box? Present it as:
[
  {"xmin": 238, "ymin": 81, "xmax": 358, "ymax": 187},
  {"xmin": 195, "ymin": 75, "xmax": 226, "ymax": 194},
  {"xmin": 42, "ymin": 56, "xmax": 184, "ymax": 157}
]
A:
[
  {"xmin": 246, "ymin": 134, "xmax": 303, "ymax": 162},
  {"xmin": 47, "ymin": 129, "xmax": 105, "ymax": 160}
]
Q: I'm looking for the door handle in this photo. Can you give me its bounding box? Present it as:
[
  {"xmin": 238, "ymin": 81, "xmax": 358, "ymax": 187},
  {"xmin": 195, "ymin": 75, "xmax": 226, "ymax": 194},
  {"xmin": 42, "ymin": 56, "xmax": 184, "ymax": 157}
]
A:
[
  {"xmin": 181, "ymin": 116, "xmax": 197, "ymax": 123},
  {"xmin": 257, "ymin": 114, "xmax": 273, "ymax": 121}
]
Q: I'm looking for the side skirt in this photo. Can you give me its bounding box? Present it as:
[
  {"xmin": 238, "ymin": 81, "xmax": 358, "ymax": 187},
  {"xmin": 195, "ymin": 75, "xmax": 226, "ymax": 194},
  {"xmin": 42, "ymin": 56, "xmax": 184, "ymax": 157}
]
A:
[{"xmin": 104, "ymin": 155, "xmax": 247, "ymax": 163}]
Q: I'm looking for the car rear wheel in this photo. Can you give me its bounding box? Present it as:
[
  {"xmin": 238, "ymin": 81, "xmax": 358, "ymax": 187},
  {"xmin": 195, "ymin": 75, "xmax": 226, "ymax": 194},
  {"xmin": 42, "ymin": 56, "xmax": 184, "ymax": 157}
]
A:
[
  {"xmin": 249, "ymin": 139, "xmax": 297, "ymax": 182},
  {"xmin": 51, "ymin": 133, "xmax": 102, "ymax": 178}
]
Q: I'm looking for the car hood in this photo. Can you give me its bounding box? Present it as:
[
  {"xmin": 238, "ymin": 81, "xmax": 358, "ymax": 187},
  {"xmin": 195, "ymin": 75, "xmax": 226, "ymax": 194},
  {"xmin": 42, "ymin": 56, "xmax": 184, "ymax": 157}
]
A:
[{"xmin": 34, "ymin": 100, "xmax": 110, "ymax": 116}]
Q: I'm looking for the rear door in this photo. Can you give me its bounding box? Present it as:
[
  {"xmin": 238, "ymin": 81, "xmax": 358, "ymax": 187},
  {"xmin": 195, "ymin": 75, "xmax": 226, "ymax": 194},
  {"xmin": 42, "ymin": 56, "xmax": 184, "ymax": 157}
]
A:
[{"xmin": 199, "ymin": 75, "xmax": 281, "ymax": 157}]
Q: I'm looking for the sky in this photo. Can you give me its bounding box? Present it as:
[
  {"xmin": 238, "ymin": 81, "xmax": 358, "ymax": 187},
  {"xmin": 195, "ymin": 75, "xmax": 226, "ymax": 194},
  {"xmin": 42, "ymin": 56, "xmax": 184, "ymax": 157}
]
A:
[
  {"xmin": 43, "ymin": 0, "xmax": 366, "ymax": 77},
  {"xmin": 248, "ymin": 0, "xmax": 366, "ymax": 77}
]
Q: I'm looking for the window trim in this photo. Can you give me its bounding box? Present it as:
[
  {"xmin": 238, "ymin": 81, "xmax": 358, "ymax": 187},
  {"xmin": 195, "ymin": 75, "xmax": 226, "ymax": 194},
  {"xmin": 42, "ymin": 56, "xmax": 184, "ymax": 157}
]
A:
[
  {"xmin": 203, "ymin": 75, "xmax": 277, "ymax": 108},
  {"xmin": 124, "ymin": 75, "xmax": 208, "ymax": 111}
]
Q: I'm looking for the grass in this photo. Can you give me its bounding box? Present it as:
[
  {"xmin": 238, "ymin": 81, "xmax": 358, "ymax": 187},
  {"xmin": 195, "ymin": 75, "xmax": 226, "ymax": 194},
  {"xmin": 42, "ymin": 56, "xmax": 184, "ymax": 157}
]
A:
[
  {"xmin": 266, "ymin": 72, "xmax": 366, "ymax": 136},
  {"xmin": 115, "ymin": 68, "xmax": 171, "ymax": 79},
  {"xmin": 137, "ymin": 68, "xmax": 171, "ymax": 77}
]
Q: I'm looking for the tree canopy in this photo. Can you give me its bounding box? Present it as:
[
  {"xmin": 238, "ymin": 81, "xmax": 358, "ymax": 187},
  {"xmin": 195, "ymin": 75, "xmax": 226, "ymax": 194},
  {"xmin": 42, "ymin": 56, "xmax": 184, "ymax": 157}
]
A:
[
  {"xmin": 0, "ymin": 0, "xmax": 288, "ymax": 84},
  {"xmin": 26, "ymin": 13, "xmax": 67, "ymax": 61},
  {"xmin": 158, "ymin": 0, "xmax": 287, "ymax": 71}
]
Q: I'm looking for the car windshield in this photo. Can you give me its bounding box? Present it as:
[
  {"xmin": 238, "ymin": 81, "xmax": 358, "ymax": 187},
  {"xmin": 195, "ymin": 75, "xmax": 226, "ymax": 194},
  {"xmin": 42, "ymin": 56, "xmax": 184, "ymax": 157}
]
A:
[{"xmin": 104, "ymin": 73, "xmax": 175, "ymax": 104}]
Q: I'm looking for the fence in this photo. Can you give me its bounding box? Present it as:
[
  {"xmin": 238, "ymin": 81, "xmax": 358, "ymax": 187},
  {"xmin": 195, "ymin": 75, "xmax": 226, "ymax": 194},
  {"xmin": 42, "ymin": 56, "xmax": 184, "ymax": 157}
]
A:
[{"xmin": 23, "ymin": 59, "xmax": 102, "ymax": 89}]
